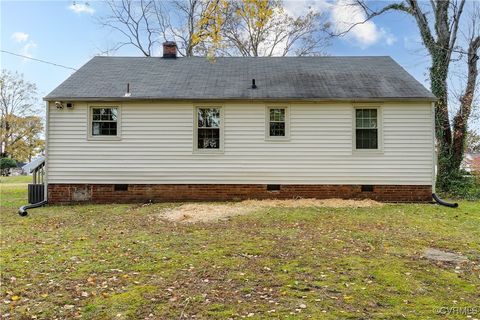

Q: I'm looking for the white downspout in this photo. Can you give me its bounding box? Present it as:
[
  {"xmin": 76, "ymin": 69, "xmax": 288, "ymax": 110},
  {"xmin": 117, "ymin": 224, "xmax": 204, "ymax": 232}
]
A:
[
  {"xmin": 44, "ymin": 101, "xmax": 50, "ymax": 201},
  {"xmin": 431, "ymin": 101, "xmax": 436, "ymax": 193}
]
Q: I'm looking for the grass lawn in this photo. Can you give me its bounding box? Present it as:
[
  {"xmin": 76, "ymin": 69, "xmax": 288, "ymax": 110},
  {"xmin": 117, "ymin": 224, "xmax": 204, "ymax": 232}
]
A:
[{"xmin": 1, "ymin": 176, "xmax": 479, "ymax": 319}]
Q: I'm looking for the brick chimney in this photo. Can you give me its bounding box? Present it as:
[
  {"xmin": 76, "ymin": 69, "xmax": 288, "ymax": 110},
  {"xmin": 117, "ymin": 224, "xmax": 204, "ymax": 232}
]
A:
[{"xmin": 163, "ymin": 41, "xmax": 177, "ymax": 58}]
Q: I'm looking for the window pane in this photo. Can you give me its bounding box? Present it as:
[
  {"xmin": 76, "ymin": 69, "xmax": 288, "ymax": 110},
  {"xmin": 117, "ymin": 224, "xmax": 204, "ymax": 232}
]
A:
[
  {"xmin": 270, "ymin": 122, "xmax": 285, "ymax": 137},
  {"xmin": 92, "ymin": 121, "xmax": 117, "ymax": 136},
  {"xmin": 102, "ymin": 108, "xmax": 116, "ymax": 121},
  {"xmin": 356, "ymin": 129, "xmax": 378, "ymax": 149},
  {"xmin": 100, "ymin": 108, "xmax": 107, "ymax": 120},
  {"xmin": 111, "ymin": 108, "xmax": 118, "ymax": 121},
  {"xmin": 270, "ymin": 108, "xmax": 285, "ymax": 122},
  {"xmin": 356, "ymin": 109, "xmax": 378, "ymax": 149},
  {"xmin": 356, "ymin": 108, "xmax": 377, "ymax": 129},
  {"xmin": 93, "ymin": 108, "xmax": 117, "ymax": 121},
  {"xmin": 269, "ymin": 108, "xmax": 286, "ymax": 137},
  {"xmin": 91, "ymin": 108, "xmax": 118, "ymax": 136},
  {"xmin": 198, "ymin": 128, "xmax": 220, "ymax": 149},
  {"xmin": 198, "ymin": 108, "xmax": 220, "ymax": 128},
  {"xmin": 93, "ymin": 122, "xmax": 100, "ymax": 135}
]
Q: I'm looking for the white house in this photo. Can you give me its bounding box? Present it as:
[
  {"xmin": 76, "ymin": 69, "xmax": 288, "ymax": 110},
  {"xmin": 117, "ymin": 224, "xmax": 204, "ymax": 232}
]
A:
[{"xmin": 44, "ymin": 42, "xmax": 436, "ymax": 203}]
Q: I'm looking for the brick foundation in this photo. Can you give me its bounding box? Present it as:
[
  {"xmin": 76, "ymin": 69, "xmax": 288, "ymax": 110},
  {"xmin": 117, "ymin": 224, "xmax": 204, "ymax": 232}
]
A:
[{"xmin": 47, "ymin": 184, "xmax": 432, "ymax": 204}]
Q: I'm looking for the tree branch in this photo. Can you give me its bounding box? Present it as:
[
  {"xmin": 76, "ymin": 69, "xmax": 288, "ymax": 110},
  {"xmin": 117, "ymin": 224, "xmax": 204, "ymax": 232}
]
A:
[
  {"xmin": 448, "ymin": 0, "xmax": 466, "ymax": 59},
  {"xmin": 331, "ymin": 1, "xmax": 412, "ymax": 37}
]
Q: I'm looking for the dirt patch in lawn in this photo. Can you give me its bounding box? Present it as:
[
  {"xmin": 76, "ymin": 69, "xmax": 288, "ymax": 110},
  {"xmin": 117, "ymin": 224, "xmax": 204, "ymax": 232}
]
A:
[{"xmin": 160, "ymin": 198, "xmax": 382, "ymax": 223}]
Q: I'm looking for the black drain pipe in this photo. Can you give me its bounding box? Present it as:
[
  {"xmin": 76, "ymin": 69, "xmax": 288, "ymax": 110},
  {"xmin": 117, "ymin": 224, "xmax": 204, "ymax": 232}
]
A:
[
  {"xmin": 432, "ymin": 193, "xmax": 458, "ymax": 208},
  {"xmin": 18, "ymin": 200, "xmax": 47, "ymax": 216}
]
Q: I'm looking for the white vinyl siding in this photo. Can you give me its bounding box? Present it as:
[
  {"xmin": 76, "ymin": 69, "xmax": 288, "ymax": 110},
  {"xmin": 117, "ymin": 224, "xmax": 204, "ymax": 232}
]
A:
[{"xmin": 46, "ymin": 101, "xmax": 434, "ymax": 185}]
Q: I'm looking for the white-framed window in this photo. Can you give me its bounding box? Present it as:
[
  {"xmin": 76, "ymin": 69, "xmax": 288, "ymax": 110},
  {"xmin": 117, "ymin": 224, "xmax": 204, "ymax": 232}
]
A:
[
  {"xmin": 266, "ymin": 106, "xmax": 289, "ymax": 140},
  {"xmin": 354, "ymin": 107, "xmax": 380, "ymax": 150},
  {"xmin": 88, "ymin": 106, "xmax": 121, "ymax": 140},
  {"xmin": 194, "ymin": 106, "xmax": 223, "ymax": 152}
]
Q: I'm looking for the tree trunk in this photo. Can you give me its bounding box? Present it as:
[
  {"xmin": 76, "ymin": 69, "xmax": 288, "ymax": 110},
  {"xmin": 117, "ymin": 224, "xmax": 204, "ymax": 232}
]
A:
[
  {"xmin": 1, "ymin": 118, "xmax": 10, "ymax": 158},
  {"xmin": 430, "ymin": 51, "xmax": 453, "ymax": 188},
  {"xmin": 451, "ymin": 36, "xmax": 480, "ymax": 171}
]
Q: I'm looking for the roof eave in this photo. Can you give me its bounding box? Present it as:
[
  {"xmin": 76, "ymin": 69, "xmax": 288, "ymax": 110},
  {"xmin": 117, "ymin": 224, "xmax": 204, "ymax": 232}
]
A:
[{"xmin": 44, "ymin": 96, "xmax": 438, "ymax": 103}]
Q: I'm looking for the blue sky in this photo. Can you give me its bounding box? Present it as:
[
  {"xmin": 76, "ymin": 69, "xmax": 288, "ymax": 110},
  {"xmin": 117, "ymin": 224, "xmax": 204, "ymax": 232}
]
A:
[{"xmin": 0, "ymin": 0, "xmax": 476, "ymax": 131}]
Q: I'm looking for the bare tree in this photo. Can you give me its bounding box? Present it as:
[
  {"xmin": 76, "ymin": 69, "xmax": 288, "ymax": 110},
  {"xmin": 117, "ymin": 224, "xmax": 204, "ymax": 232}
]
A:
[
  {"xmin": 220, "ymin": 0, "xmax": 329, "ymax": 57},
  {"xmin": 332, "ymin": 0, "xmax": 476, "ymax": 190},
  {"xmin": 100, "ymin": 0, "xmax": 214, "ymax": 57},
  {"xmin": 101, "ymin": 0, "xmax": 159, "ymax": 56}
]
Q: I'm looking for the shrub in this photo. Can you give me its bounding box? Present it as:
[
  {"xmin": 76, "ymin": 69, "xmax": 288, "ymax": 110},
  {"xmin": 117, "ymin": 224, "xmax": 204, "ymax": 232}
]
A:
[
  {"xmin": 1, "ymin": 158, "xmax": 17, "ymax": 176},
  {"xmin": 439, "ymin": 170, "xmax": 480, "ymax": 200}
]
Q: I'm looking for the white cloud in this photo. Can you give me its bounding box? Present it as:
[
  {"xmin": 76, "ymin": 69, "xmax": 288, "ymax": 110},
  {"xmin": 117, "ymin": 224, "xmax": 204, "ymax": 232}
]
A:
[
  {"xmin": 11, "ymin": 32, "xmax": 37, "ymax": 60},
  {"xmin": 11, "ymin": 32, "xmax": 29, "ymax": 43},
  {"xmin": 382, "ymin": 28, "xmax": 397, "ymax": 45},
  {"xmin": 330, "ymin": 0, "xmax": 396, "ymax": 48},
  {"xmin": 68, "ymin": 2, "xmax": 95, "ymax": 14},
  {"xmin": 283, "ymin": 0, "xmax": 331, "ymax": 18},
  {"xmin": 20, "ymin": 41, "xmax": 37, "ymax": 58}
]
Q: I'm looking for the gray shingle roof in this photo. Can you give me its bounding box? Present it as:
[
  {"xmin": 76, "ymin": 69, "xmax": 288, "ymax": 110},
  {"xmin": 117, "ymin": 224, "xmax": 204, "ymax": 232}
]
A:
[{"xmin": 45, "ymin": 56, "xmax": 435, "ymax": 101}]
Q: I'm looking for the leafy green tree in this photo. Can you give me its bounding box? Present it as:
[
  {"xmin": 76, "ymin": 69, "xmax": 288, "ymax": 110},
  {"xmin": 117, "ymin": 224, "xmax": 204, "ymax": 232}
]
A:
[
  {"xmin": 0, "ymin": 157, "xmax": 16, "ymax": 176},
  {"xmin": 1, "ymin": 115, "xmax": 45, "ymax": 162},
  {"xmin": 1, "ymin": 70, "xmax": 42, "ymax": 159}
]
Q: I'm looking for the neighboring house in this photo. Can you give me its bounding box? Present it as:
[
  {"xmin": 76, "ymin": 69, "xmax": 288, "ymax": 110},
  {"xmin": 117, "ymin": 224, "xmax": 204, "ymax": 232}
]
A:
[
  {"xmin": 43, "ymin": 42, "xmax": 436, "ymax": 204},
  {"xmin": 10, "ymin": 162, "xmax": 26, "ymax": 176}
]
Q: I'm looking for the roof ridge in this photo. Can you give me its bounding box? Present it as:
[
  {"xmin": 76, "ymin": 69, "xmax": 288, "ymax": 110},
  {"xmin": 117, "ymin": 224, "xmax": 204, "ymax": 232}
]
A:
[{"xmin": 92, "ymin": 55, "xmax": 393, "ymax": 59}]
